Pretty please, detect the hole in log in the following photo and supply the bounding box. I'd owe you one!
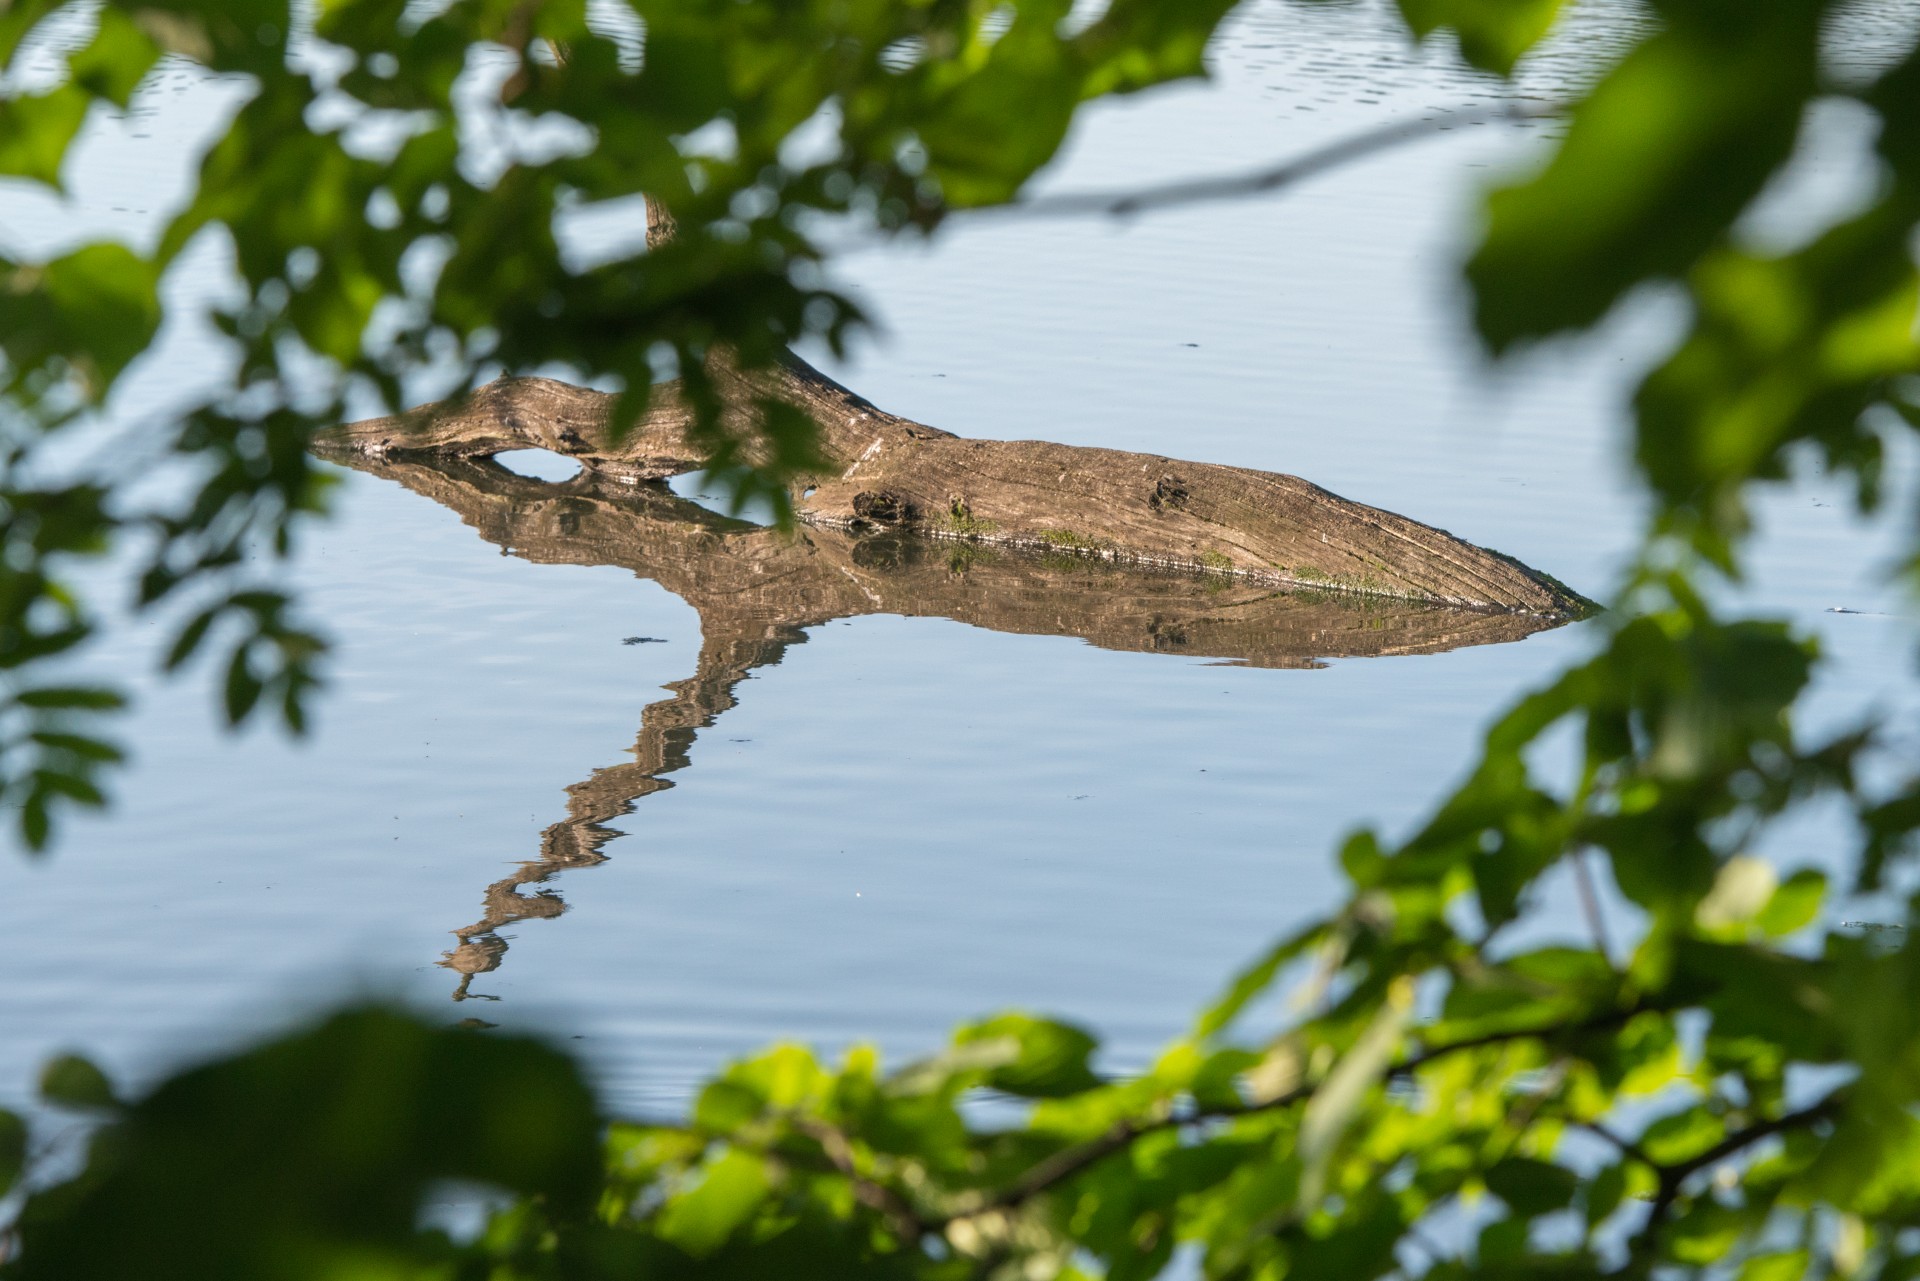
[668,469,777,527]
[494,449,582,482]
[851,490,915,525]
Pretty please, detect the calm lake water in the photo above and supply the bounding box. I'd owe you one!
[2,0,1917,1115]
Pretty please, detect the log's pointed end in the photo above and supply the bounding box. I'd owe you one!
[1478,549,1602,621]
[1537,578,1604,622]
[792,439,1594,619]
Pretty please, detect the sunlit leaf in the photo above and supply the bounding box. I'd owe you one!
[655,1148,774,1257]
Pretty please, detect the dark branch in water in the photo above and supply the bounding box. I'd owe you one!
[957,102,1567,223]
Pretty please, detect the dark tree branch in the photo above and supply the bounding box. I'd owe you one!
[1634,1097,1842,1264]
[791,1117,929,1241]
[1576,1119,1660,1174]
[926,1003,1643,1231]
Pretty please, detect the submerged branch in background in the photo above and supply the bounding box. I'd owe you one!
[962,102,1569,223]
[317,359,1590,617]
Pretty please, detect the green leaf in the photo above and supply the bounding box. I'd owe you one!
[39,1053,118,1111]
[1756,868,1825,937]
[15,685,125,711]
[655,1148,773,1256]
[1695,855,1778,934]
[12,1008,602,1276]
[0,1108,25,1197]
[164,605,223,672]
[1397,0,1564,76]
[20,793,50,851]
[1641,1105,1726,1166]
[953,1013,1101,1098]
[0,85,90,189]
[1468,0,1824,350]
[1297,982,1410,1209]
[1485,1155,1578,1216]
[70,10,165,108]
[1741,1251,1811,1281]
[223,647,262,724]
[0,244,163,394]
[1077,0,1243,96]
[39,772,105,806]
[1584,1159,1627,1227]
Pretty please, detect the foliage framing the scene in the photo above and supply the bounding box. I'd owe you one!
[3,0,1920,1279]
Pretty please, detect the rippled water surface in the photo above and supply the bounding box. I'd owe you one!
[3,0,1917,1113]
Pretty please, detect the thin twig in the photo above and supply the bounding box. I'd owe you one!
[790,1116,928,1240]
[1571,847,1616,968]
[1576,1118,1660,1172]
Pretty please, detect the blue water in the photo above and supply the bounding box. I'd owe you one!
[1,0,1914,1116]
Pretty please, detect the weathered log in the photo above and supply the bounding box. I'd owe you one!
[316,355,1590,616]
[326,452,1578,998]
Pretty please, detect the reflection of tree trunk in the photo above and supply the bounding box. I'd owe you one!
[334,453,1578,999]
[335,192,1585,996]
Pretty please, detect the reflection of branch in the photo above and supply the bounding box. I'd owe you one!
[957,102,1566,224]
[439,613,797,1000]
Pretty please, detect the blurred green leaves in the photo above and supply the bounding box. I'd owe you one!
[1397,0,1564,76]
[8,1009,602,1281]
[1469,0,1826,351]
[0,85,90,189]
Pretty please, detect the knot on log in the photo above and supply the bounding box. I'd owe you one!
[852,490,916,525]
[1150,474,1190,512]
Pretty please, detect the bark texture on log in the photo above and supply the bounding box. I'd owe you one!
[317,355,1590,616]
[330,452,1576,998]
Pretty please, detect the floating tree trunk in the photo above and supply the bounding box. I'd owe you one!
[317,364,1589,616]
[322,197,1585,614]
[326,452,1579,998]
